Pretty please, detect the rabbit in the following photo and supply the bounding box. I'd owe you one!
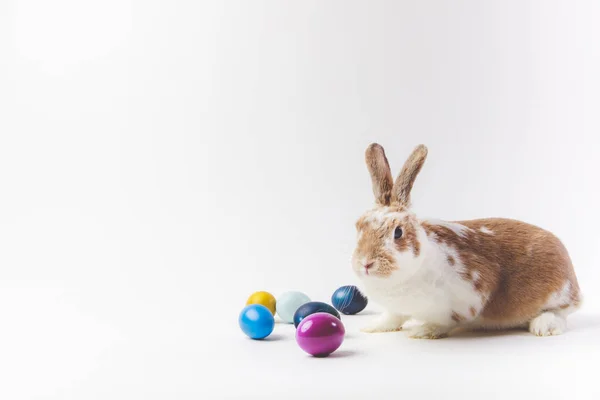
[351,143,582,339]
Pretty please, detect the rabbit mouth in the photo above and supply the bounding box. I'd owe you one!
[359,265,378,277]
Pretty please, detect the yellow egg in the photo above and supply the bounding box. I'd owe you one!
[246,291,276,315]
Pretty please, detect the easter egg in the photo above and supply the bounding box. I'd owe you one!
[246,291,276,315]
[331,285,368,315]
[276,291,311,323]
[293,301,341,328]
[239,304,275,339]
[296,312,345,357]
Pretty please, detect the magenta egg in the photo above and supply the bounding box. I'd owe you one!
[295,312,345,357]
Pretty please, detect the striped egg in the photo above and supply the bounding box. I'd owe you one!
[331,285,368,315]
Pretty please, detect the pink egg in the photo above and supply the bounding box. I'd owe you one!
[295,312,345,357]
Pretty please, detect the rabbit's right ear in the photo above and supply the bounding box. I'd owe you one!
[365,143,394,206]
[392,144,428,208]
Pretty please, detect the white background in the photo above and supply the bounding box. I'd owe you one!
[1,1,599,399]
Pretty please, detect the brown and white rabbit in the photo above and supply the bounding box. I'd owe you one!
[352,143,582,338]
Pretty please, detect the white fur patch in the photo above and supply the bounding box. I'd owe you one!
[364,210,387,224]
[361,227,483,327]
[544,281,571,310]
[471,271,480,283]
[423,219,472,238]
[364,208,407,227]
[529,312,566,336]
[354,256,371,276]
[409,323,452,339]
[361,313,409,333]
[480,226,494,235]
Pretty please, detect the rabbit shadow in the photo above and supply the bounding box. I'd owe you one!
[566,313,600,331]
[449,327,530,339]
[447,313,600,340]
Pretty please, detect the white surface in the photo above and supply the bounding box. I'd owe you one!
[1,1,600,399]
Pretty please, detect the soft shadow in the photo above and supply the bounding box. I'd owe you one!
[264,334,285,341]
[249,334,284,342]
[449,313,600,339]
[450,327,530,340]
[568,313,600,331]
[303,350,358,359]
[350,309,377,316]
[320,350,357,359]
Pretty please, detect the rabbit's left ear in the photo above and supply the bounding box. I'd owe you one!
[392,144,428,208]
[365,143,394,206]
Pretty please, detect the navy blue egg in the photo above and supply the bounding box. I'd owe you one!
[331,285,368,315]
[293,301,341,328]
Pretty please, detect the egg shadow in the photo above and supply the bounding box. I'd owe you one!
[354,309,377,316]
[324,350,357,358]
[247,334,284,342]
[304,350,358,359]
[264,334,284,341]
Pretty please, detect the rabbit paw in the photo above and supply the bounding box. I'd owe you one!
[409,323,451,339]
[361,313,409,333]
[529,312,566,336]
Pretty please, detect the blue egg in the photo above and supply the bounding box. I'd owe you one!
[293,301,341,328]
[331,285,368,315]
[239,304,275,339]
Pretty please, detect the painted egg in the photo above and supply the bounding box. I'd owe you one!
[239,304,275,340]
[293,301,341,328]
[296,312,345,357]
[276,291,311,323]
[331,285,368,315]
[246,291,276,315]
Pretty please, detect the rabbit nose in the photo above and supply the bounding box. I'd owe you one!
[364,262,374,270]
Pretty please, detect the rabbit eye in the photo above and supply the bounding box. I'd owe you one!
[394,227,403,239]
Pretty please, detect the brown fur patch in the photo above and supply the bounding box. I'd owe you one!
[354,227,397,277]
[469,307,477,317]
[392,145,428,207]
[451,311,465,323]
[354,207,421,277]
[447,255,455,266]
[422,218,582,327]
[393,215,421,257]
[365,144,394,205]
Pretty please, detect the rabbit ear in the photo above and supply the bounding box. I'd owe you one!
[365,143,394,205]
[392,144,428,207]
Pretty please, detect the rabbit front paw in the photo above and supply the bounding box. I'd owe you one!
[408,323,452,339]
[361,313,409,333]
